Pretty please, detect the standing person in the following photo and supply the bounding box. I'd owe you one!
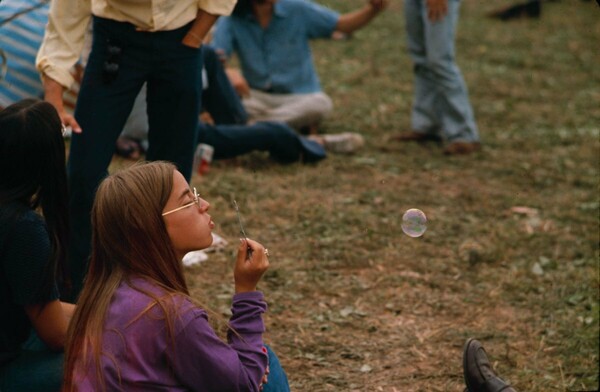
[116,45,361,163]
[62,161,290,391]
[0,99,75,391]
[212,0,388,135]
[395,0,481,155]
[35,0,237,300]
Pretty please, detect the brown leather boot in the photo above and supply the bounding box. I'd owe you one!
[444,141,481,155]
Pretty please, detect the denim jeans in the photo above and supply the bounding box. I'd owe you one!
[262,345,291,392]
[201,45,249,126]
[404,0,479,142]
[120,45,249,151]
[199,121,325,164]
[0,331,62,392]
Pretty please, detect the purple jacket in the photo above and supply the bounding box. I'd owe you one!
[74,278,268,391]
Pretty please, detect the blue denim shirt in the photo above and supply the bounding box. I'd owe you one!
[212,0,339,94]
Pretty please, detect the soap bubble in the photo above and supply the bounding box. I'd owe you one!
[401,209,427,238]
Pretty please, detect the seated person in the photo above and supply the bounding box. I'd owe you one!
[117,45,365,164]
[60,160,517,392]
[62,161,289,391]
[1,99,75,392]
[212,0,388,134]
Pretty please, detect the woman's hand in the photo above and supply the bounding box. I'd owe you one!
[234,238,269,293]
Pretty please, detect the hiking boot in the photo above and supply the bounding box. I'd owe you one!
[391,131,441,143]
[463,339,517,392]
[309,132,365,154]
[443,141,481,155]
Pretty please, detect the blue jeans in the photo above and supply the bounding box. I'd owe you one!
[201,45,248,126]
[0,331,63,392]
[262,345,290,392]
[67,16,204,300]
[404,0,479,142]
[200,122,325,164]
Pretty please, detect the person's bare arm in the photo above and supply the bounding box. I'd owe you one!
[24,299,73,351]
[182,9,219,48]
[335,0,388,35]
[225,68,251,98]
[43,76,82,133]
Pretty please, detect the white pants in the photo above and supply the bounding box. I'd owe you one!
[243,89,333,131]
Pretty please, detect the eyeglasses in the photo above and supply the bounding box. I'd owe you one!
[162,187,200,216]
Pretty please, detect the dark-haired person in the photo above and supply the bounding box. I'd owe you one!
[212,0,388,135]
[36,0,237,301]
[0,99,75,391]
[63,161,289,391]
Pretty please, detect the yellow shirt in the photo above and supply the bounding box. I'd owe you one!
[36,0,236,89]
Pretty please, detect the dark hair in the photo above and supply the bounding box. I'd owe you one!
[0,98,70,297]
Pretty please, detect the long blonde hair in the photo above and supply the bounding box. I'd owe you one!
[62,161,189,391]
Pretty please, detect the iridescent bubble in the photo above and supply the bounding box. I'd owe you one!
[401,209,427,238]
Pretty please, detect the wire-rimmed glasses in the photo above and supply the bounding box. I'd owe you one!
[162,187,200,216]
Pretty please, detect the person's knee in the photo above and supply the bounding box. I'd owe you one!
[262,345,290,392]
[425,54,461,86]
[312,93,333,118]
[291,93,333,128]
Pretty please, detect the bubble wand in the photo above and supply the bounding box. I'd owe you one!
[233,199,253,259]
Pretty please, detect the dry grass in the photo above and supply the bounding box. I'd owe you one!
[110,1,599,390]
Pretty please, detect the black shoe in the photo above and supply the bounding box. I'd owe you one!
[488,1,541,21]
[463,339,517,392]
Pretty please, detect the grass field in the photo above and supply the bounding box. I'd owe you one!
[111,1,600,390]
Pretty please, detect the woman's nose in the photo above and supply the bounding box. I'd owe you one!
[200,198,210,211]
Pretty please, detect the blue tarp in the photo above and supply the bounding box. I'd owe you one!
[0,0,49,107]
